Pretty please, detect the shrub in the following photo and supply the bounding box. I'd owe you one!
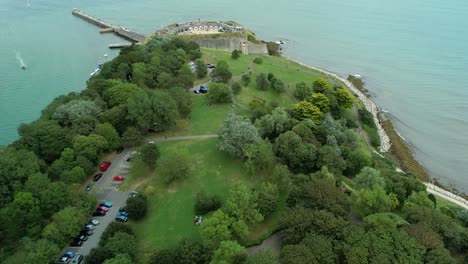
[158,152,191,184]
[125,194,148,220]
[231,81,242,95]
[207,83,232,104]
[253,57,263,64]
[194,192,222,215]
[241,74,251,86]
[231,49,241,59]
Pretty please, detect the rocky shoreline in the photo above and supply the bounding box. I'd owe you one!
[282,56,467,208]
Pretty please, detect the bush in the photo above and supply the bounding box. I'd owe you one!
[194,192,222,215]
[195,59,208,78]
[207,82,232,104]
[125,194,148,220]
[253,58,263,64]
[158,152,191,184]
[231,81,242,95]
[231,49,241,59]
[256,73,270,90]
[241,74,251,86]
[140,143,160,168]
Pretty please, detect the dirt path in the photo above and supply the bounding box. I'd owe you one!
[353,103,372,149]
[247,233,281,255]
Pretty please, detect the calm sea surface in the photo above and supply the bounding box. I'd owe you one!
[1,0,467,191]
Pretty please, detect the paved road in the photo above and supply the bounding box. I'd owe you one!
[66,149,133,262]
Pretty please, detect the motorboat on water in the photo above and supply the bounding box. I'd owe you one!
[98,61,103,68]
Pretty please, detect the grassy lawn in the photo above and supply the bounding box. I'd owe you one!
[202,49,256,76]
[133,139,252,255]
[236,78,296,108]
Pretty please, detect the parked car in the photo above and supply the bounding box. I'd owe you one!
[56,256,71,263]
[199,85,208,93]
[85,184,93,192]
[93,173,103,182]
[126,157,133,162]
[206,63,216,69]
[93,210,106,217]
[80,229,93,236]
[116,146,124,154]
[63,251,75,259]
[193,89,200,94]
[97,206,109,212]
[88,219,100,226]
[71,254,83,264]
[70,239,83,247]
[113,175,124,181]
[99,201,113,208]
[115,215,128,222]
[76,234,88,241]
[99,161,112,172]
[84,224,95,231]
[147,128,157,133]
[129,191,138,198]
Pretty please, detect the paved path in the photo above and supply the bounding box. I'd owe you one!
[148,134,218,142]
[247,233,281,255]
[425,183,468,209]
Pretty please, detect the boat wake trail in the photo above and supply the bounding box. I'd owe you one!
[15,51,27,69]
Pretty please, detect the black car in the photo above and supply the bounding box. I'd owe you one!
[80,229,93,236]
[116,146,124,154]
[70,239,83,247]
[93,210,106,217]
[126,157,133,162]
[93,173,103,182]
[76,234,88,241]
[85,184,93,192]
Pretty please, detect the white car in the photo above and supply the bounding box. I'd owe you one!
[89,219,100,226]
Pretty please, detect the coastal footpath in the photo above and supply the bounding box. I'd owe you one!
[283,56,468,209]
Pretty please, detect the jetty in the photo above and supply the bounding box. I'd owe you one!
[72,9,147,44]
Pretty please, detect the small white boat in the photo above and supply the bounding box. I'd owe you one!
[104,54,108,57]
[90,68,99,76]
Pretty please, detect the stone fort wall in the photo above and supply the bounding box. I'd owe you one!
[191,36,268,55]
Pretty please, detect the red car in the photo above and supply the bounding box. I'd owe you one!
[97,206,109,212]
[99,161,111,172]
[113,175,124,181]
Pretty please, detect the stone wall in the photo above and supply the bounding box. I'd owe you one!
[192,37,247,51]
[247,44,268,55]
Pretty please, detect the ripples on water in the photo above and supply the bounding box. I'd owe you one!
[0,0,467,191]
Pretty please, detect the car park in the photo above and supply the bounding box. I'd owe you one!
[71,254,83,264]
[113,175,124,181]
[85,184,93,192]
[70,239,83,247]
[99,201,113,208]
[80,229,93,236]
[97,206,109,212]
[99,161,111,171]
[88,219,100,226]
[115,215,128,222]
[93,173,103,182]
[93,210,106,217]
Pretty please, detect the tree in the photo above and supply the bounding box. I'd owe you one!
[103,254,132,264]
[99,105,128,135]
[207,82,232,104]
[403,223,444,249]
[308,93,329,112]
[253,57,263,64]
[334,88,354,108]
[95,123,121,151]
[125,194,148,220]
[231,49,241,59]
[243,140,274,176]
[353,187,391,216]
[210,60,232,83]
[127,90,179,131]
[175,64,194,88]
[317,146,346,175]
[103,83,142,107]
[195,191,222,215]
[72,134,108,162]
[294,82,313,100]
[354,167,385,190]
[218,114,261,158]
[274,131,317,173]
[344,149,372,176]
[132,62,152,88]
[148,249,174,264]
[245,250,279,264]
[403,191,435,209]
[256,182,279,217]
[241,74,251,86]
[211,240,246,264]
[271,78,285,93]
[60,166,86,183]
[169,87,192,117]
[195,59,208,78]
[173,239,211,264]
[17,120,69,163]
[292,101,323,124]
[200,210,233,247]
[122,127,143,147]
[157,152,191,184]
[52,99,101,126]
[225,184,263,224]
[39,182,73,218]
[103,232,137,259]
[140,143,160,168]
[231,81,242,95]
[43,207,84,245]
[24,239,60,264]
[256,73,270,90]
[100,222,135,246]
[312,78,329,93]
[424,248,457,264]
[254,107,293,139]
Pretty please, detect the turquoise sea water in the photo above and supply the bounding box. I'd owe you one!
[1,0,467,192]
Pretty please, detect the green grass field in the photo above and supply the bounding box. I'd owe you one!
[133,138,251,254]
